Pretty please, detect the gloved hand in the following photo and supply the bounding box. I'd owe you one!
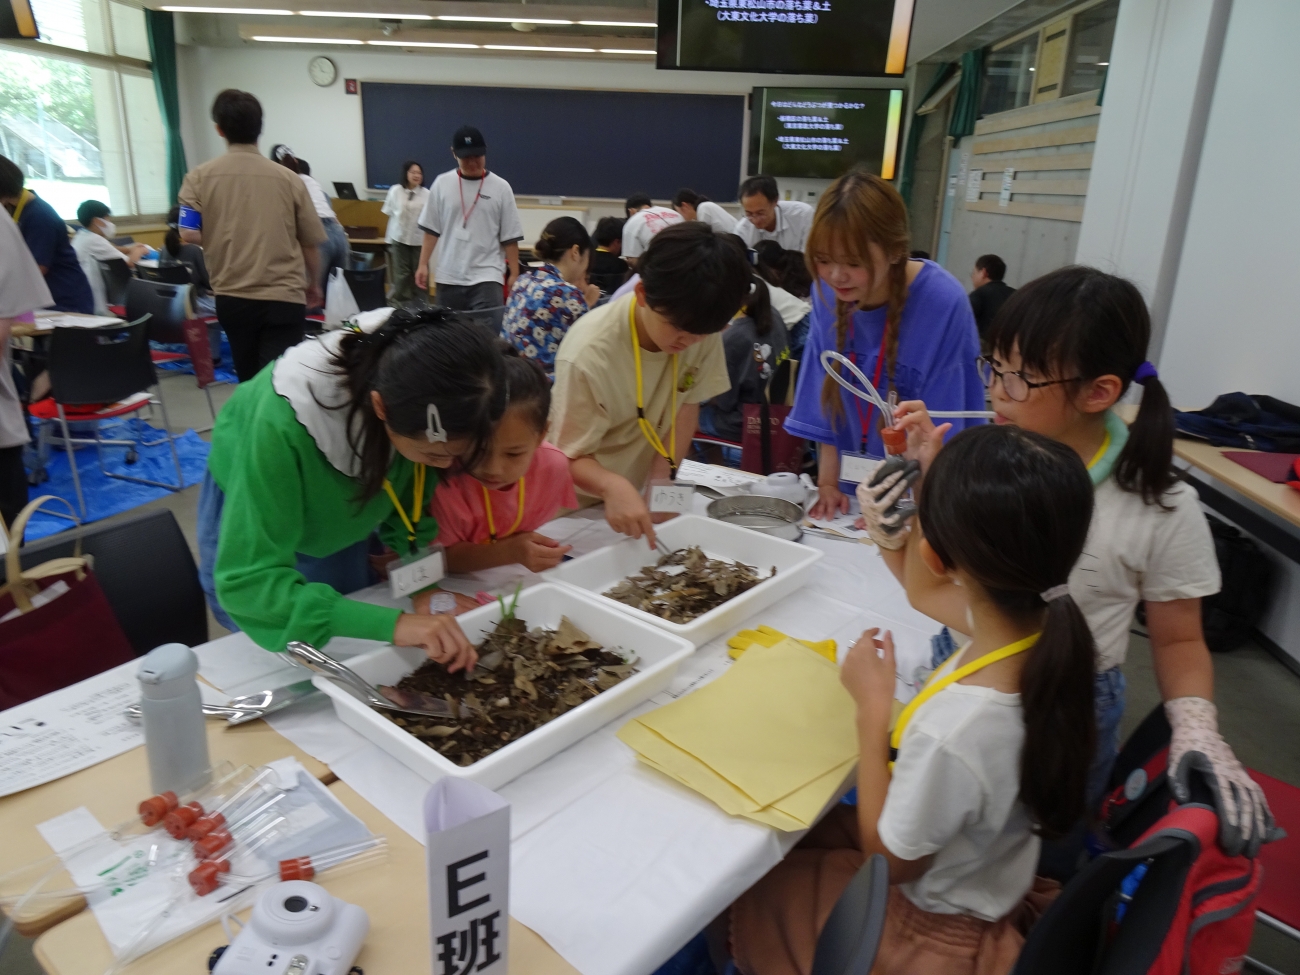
[854,456,921,550]
[727,625,837,663]
[1166,697,1277,857]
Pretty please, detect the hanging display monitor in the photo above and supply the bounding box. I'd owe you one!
[657,0,914,76]
[750,87,905,180]
[1,0,39,38]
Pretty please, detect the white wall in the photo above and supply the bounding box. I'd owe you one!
[175,44,896,204]
[1158,0,1300,409]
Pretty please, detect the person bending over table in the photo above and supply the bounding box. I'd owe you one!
[198,307,507,671]
[71,199,150,316]
[548,222,751,546]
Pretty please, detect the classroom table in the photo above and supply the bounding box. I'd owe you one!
[10,311,125,340]
[1174,437,1300,530]
[0,719,328,937]
[31,780,579,975]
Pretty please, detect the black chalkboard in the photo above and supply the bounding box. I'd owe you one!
[360,82,745,202]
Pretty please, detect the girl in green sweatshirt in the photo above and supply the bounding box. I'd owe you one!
[197,308,506,671]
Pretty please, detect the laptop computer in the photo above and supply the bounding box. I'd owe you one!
[333,182,359,200]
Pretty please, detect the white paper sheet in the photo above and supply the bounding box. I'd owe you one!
[0,661,143,797]
[32,313,123,330]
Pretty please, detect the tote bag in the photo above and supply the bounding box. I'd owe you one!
[0,496,135,708]
[741,357,805,475]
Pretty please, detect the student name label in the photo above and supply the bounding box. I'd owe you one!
[390,548,447,600]
[649,480,694,514]
[839,454,878,486]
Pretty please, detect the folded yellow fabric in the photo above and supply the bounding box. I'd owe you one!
[726,624,837,663]
[617,638,859,830]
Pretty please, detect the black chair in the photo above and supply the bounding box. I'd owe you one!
[0,509,208,652]
[136,263,193,285]
[29,317,183,519]
[811,854,889,975]
[125,277,221,429]
[343,267,388,312]
[97,258,132,308]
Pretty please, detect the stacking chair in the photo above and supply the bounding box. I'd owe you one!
[97,258,132,310]
[343,266,388,312]
[135,263,193,285]
[125,277,221,428]
[811,854,889,975]
[27,316,184,520]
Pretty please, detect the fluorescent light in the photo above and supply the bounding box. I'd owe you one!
[251,34,363,41]
[599,48,653,54]
[579,20,656,28]
[483,44,594,52]
[163,5,293,12]
[299,9,434,18]
[438,15,573,24]
[1098,61,1109,65]
[367,39,478,48]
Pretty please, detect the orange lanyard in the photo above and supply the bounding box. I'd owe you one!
[458,172,485,229]
[482,479,525,542]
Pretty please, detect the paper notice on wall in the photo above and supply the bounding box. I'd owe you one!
[0,661,144,797]
[965,168,983,202]
[999,167,1016,207]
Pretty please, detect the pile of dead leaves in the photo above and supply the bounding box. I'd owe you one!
[380,616,636,767]
[603,546,774,624]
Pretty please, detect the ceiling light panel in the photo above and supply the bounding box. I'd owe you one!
[483,43,594,52]
[299,9,434,17]
[367,39,479,47]
[438,15,573,24]
[163,5,293,12]
[251,34,363,41]
[599,48,653,54]
[579,20,656,27]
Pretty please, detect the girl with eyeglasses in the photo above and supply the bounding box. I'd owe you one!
[865,265,1272,870]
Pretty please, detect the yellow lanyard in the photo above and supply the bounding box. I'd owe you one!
[482,479,526,543]
[382,463,427,553]
[1087,428,1111,470]
[889,632,1040,769]
[629,298,679,479]
[12,189,32,223]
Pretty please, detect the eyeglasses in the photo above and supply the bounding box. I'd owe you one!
[977,356,1080,403]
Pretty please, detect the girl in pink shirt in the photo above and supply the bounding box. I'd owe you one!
[431,352,578,572]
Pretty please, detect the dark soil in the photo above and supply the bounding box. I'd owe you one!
[603,546,774,624]
[380,616,636,766]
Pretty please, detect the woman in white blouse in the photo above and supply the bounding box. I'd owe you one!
[382,160,430,306]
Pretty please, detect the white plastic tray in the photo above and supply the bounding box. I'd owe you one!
[311,583,694,791]
[543,514,824,647]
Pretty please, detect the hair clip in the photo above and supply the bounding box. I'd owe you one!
[426,404,448,443]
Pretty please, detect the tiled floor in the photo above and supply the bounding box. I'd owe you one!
[3,373,1297,974]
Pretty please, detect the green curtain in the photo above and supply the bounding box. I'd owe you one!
[948,48,985,140]
[145,9,187,207]
[899,63,957,207]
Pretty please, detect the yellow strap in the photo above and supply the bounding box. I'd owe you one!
[12,189,33,223]
[889,632,1040,766]
[482,478,526,543]
[382,463,426,551]
[629,297,679,480]
[1086,428,1111,471]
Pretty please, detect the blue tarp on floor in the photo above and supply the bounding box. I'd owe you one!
[22,418,211,541]
[153,334,240,385]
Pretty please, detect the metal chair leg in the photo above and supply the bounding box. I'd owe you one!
[57,405,87,520]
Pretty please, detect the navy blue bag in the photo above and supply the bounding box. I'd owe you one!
[1174,393,1300,452]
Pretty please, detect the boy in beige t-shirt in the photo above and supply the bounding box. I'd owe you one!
[549,223,752,545]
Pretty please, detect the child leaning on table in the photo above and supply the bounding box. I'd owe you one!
[429,349,577,574]
[730,425,1095,975]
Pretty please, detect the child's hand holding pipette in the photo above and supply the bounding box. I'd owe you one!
[893,400,952,475]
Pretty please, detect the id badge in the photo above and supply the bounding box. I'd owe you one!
[451,223,473,242]
[648,478,694,514]
[388,544,446,600]
[839,452,879,487]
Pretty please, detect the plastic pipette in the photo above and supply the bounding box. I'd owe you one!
[820,350,996,420]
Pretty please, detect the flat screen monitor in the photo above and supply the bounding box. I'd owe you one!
[657,0,913,76]
[333,182,359,200]
[750,87,905,181]
[1,0,39,38]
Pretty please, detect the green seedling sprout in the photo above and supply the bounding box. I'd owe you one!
[497,582,523,621]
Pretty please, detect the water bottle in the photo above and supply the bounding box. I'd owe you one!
[138,643,210,795]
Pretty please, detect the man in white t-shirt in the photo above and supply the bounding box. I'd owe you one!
[733,174,814,252]
[70,199,149,316]
[621,193,683,269]
[414,126,524,333]
[671,188,736,235]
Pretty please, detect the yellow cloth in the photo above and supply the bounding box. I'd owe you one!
[617,639,859,831]
[727,624,837,663]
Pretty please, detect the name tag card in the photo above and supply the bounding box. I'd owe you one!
[389,547,446,600]
[839,453,879,487]
[648,480,694,514]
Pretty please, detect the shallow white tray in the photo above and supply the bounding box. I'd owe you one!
[543,513,823,647]
[311,583,694,791]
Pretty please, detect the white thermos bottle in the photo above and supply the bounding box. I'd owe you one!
[137,643,210,794]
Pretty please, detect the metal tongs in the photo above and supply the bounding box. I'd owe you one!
[285,641,468,720]
[123,680,320,725]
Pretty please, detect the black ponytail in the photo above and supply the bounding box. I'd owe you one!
[329,307,507,503]
[919,424,1097,839]
[164,207,183,258]
[534,216,591,262]
[987,265,1176,504]
[498,343,551,434]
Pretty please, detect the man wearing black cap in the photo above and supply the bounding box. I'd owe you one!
[413,125,523,332]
